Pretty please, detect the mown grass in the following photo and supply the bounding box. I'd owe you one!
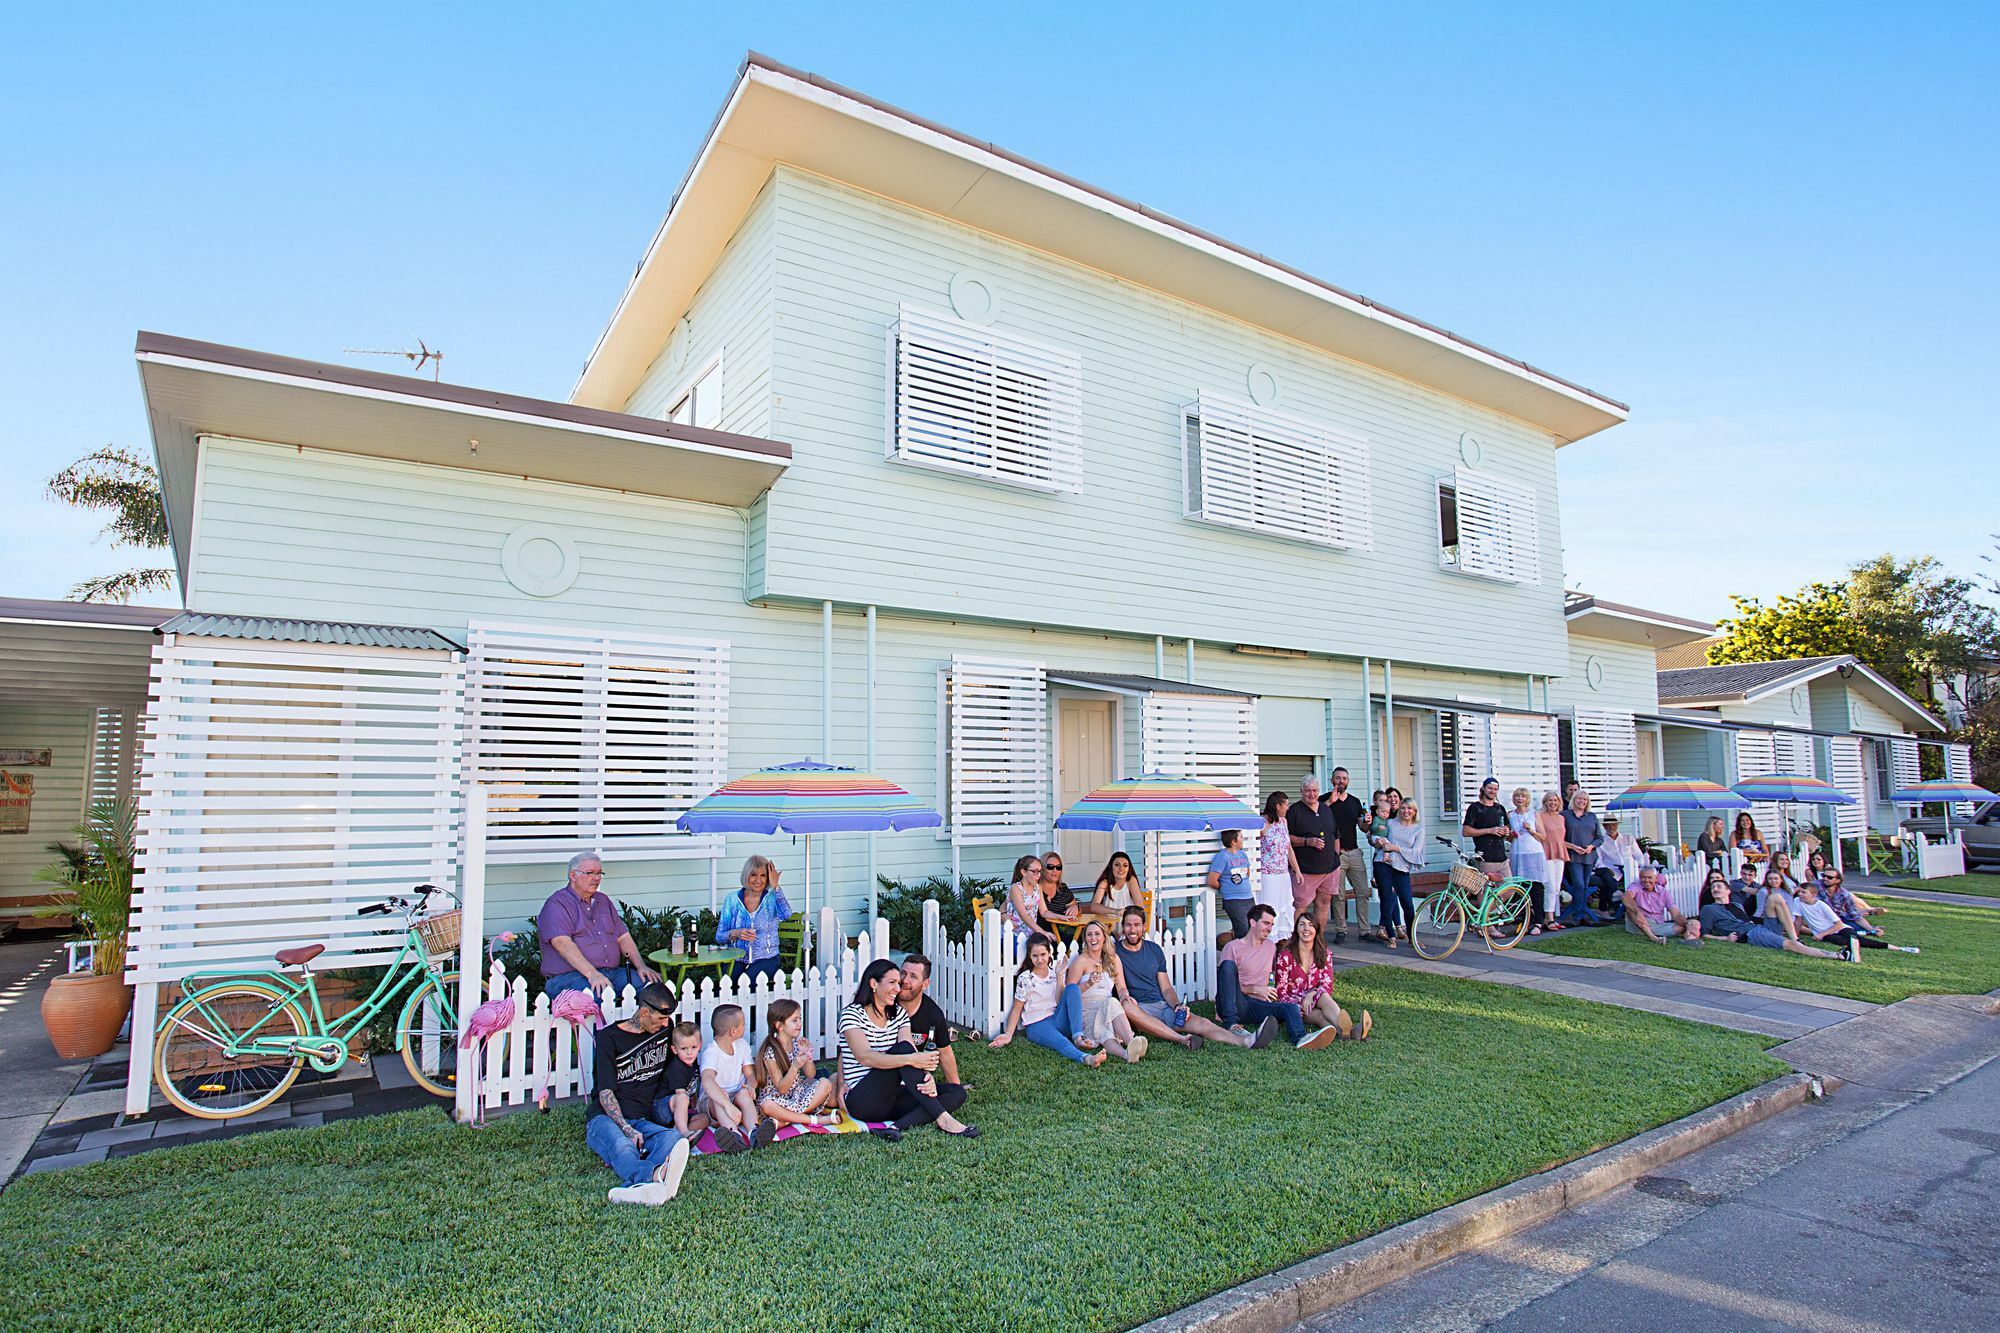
[0,967,1781,1332]
[1522,897,2000,1005]
[1886,871,2000,899]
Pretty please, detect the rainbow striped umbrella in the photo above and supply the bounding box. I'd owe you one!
[1731,773,1853,805]
[1054,773,1263,832]
[1604,777,1749,811]
[1891,779,1996,838]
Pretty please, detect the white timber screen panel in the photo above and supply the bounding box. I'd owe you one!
[1181,391,1373,550]
[1490,712,1561,802]
[1142,692,1258,909]
[86,706,137,817]
[128,636,463,983]
[1447,468,1541,584]
[887,306,1083,494]
[1572,708,1638,806]
[1827,736,1867,840]
[1732,730,1781,836]
[1889,738,1922,799]
[1945,742,1975,815]
[946,655,1048,847]
[1436,711,1490,815]
[466,623,728,864]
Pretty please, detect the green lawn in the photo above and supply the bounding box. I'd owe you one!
[1522,897,2000,1006]
[1886,872,2000,899]
[0,967,1781,1333]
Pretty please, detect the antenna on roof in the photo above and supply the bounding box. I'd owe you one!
[343,338,444,381]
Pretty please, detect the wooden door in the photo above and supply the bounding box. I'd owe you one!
[1380,714,1421,810]
[1057,698,1116,880]
[1636,729,1664,842]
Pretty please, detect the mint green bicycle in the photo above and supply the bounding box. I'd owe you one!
[153,884,464,1119]
[1409,849,1535,960]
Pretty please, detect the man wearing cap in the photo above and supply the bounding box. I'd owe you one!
[1460,778,1512,882]
[585,980,691,1206]
[537,851,660,999]
[1595,815,1645,915]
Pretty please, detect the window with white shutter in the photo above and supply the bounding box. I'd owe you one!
[1733,730,1781,836]
[1143,692,1258,912]
[941,655,1048,845]
[1572,708,1638,805]
[1437,468,1540,584]
[1181,392,1372,550]
[886,307,1083,493]
[1889,737,1922,798]
[466,623,729,864]
[1437,711,1490,815]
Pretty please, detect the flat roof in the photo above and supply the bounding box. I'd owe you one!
[575,54,1629,444]
[0,597,178,629]
[1563,593,1715,650]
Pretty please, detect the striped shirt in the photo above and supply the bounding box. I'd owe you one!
[836,1002,908,1090]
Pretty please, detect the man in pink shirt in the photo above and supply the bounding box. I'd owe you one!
[1623,864,1701,945]
[1215,904,1302,1046]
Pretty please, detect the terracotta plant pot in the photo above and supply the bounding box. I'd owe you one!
[41,971,134,1060]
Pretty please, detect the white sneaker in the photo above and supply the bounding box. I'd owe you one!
[1298,1026,1340,1051]
[654,1136,691,1200]
[607,1180,670,1206]
[1846,938,1861,963]
[1125,1035,1149,1063]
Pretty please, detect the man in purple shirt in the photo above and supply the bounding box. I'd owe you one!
[538,852,659,998]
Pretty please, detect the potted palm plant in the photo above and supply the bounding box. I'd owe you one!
[35,798,137,1059]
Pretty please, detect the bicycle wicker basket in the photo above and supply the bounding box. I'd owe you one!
[1446,863,1489,895]
[416,909,463,957]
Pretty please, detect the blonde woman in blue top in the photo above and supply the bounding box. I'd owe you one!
[715,855,794,982]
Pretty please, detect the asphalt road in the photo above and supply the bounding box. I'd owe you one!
[1301,1050,2000,1331]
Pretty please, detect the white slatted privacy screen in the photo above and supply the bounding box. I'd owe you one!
[1732,730,1780,836]
[1571,708,1638,806]
[1442,468,1541,584]
[1490,712,1562,803]
[1945,742,1975,815]
[1181,391,1373,550]
[1436,711,1489,814]
[887,306,1084,493]
[945,655,1048,846]
[87,706,137,816]
[466,624,729,864]
[1142,692,1258,906]
[129,636,464,983]
[1889,738,1922,799]
[1827,736,1867,839]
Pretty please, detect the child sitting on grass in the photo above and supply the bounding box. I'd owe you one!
[700,1004,772,1151]
[755,998,839,1128]
[661,1021,710,1142]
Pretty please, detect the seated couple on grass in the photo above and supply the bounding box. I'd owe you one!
[839,957,979,1143]
[1219,904,1372,1049]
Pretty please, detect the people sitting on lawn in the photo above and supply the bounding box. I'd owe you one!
[839,958,978,1142]
[700,1004,772,1151]
[1766,850,1803,893]
[1001,853,1047,942]
[1218,904,1317,1048]
[1696,815,1730,872]
[538,851,660,999]
[1756,867,1801,932]
[1731,812,1768,873]
[897,952,969,1101]
[586,980,692,1206]
[1274,913,1371,1041]
[1817,867,1883,935]
[1036,852,1086,935]
[1696,872,1841,959]
[754,998,839,1129]
[1069,919,1147,1063]
[1115,906,1263,1051]
[1622,864,1702,945]
[1206,828,1255,941]
[1089,851,1147,924]
[988,932,1106,1067]
[716,855,794,982]
[1793,880,1919,960]
[662,1021,709,1142]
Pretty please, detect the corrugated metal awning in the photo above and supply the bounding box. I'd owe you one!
[1047,671,1257,699]
[1371,693,1554,718]
[160,612,462,654]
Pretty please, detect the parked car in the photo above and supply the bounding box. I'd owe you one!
[1903,801,2000,869]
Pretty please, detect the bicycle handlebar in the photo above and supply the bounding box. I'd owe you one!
[356,883,457,919]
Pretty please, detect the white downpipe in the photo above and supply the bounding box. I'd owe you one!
[1185,638,1195,681]
[1155,635,1165,677]
[455,784,489,1125]
[866,605,879,922]
[1359,657,1374,794]
[708,858,718,914]
[1383,661,1397,791]
[821,600,834,939]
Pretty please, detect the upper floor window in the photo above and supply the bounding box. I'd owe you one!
[886,307,1083,494]
[1436,467,1540,584]
[1181,392,1372,550]
[666,352,722,430]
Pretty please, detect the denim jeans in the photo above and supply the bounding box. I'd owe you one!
[1376,863,1414,938]
[1221,897,1253,940]
[1558,863,1600,924]
[1215,959,1306,1044]
[544,965,641,1000]
[735,955,784,983]
[585,1113,683,1187]
[1022,982,1090,1063]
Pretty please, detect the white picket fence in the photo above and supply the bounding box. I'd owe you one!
[918,891,1218,1037]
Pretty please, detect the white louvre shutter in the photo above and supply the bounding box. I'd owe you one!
[1490,712,1561,802]
[947,655,1048,846]
[1182,392,1372,550]
[466,624,729,864]
[888,307,1083,493]
[1452,468,1541,584]
[1945,742,1975,815]
[1143,692,1258,908]
[1572,708,1638,805]
[1890,738,1922,797]
[1827,737,1867,839]
[1436,711,1490,814]
[1732,731,1781,836]
[129,635,463,982]
[86,706,136,818]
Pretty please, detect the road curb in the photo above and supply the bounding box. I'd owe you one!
[1137,1071,1826,1333]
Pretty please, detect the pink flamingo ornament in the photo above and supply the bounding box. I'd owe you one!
[459,996,517,1126]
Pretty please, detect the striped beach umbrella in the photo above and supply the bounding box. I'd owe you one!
[1603,777,1750,811]
[1890,779,1997,838]
[1054,772,1263,832]
[1731,773,1853,804]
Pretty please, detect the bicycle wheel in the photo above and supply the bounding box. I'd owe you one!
[154,982,308,1120]
[1409,894,1466,960]
[1482,883,1532,951]
[397,971,462,1099]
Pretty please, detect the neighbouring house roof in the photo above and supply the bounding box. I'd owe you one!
[161,612,463,654]
[1046,671,1257,699]
[1563,592,1714,650]
[1657,654,1943,733]
[135,331,792,589]
[573,53,1628,444]
[1653,635,1721,670]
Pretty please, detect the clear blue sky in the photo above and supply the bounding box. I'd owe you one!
[3,3,1994,620]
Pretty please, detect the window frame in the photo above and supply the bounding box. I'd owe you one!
[1435,467,1540,585]
[1180,391,1372,551]
[664,349,724,430]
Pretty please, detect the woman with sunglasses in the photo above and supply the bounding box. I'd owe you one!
[1036,853,1086,934]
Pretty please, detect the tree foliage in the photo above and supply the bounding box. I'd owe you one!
[46,445,175,602]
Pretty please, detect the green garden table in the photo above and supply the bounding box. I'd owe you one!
[649,946,744,991]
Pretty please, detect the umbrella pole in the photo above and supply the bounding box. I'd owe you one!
[803,834,813,960]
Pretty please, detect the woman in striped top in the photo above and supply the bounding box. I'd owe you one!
[837,958,978,1142]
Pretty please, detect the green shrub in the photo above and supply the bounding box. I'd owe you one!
[878,872,1003,950]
